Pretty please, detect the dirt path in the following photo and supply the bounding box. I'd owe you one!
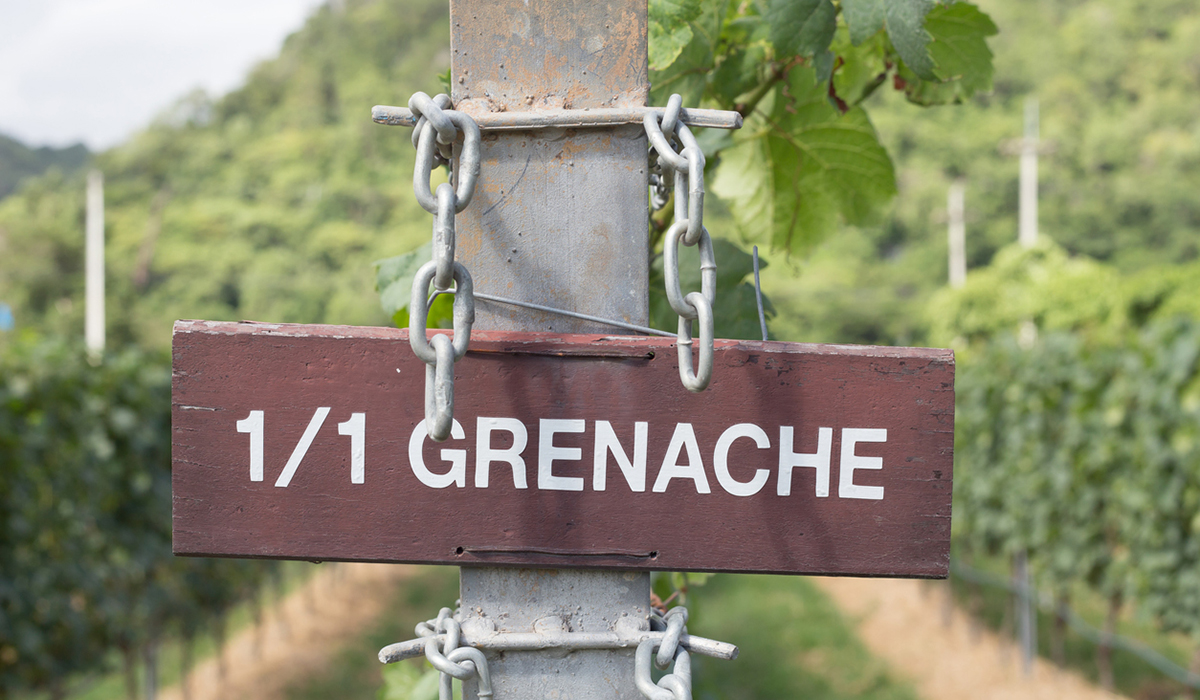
[159,567,1126,700]
[160,563,413,700]
[815,577,1128,700]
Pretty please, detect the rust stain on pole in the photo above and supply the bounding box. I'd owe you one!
[451,0,648,114]
[450,0,650,333]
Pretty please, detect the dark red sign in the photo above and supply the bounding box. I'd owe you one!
[172,320,954,577]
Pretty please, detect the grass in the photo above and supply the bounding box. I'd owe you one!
[283,567,457,700]
[689,574,918,700]
[950,553,1199,700]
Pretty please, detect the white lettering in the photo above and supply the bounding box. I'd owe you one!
[839,428,886,500]
[236,410,264,482]
[538,419,586,491]
[337,412,366,484]
[652,423,710,494]
[408,419,466,488]
[592,421,647,492]
[713,423,770,497]
[777,426,833,497]
[475,417,529,489]
[275,407,330,487]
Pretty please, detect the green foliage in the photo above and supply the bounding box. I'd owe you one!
[929,239,1200,352]
[765,0,837,62]
[0,133,89,201]
[712,68,897,251]
[648,0,704,70]
[955,320,1200,638]
[374,242,455,330]
[285,566,457,700]
[867,0,1200,285]
[763,0,1199,350]
[0,336,273,696]
[647,0,997,259]
[690,575,918,699]
[378,662,443,700]
[0,0,454,350]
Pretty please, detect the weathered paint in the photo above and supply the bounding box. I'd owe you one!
[172,321,955,578]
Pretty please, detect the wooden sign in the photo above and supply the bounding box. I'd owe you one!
[172,320,955,577]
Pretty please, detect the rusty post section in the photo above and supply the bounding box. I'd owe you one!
[450,0,650,332]
[450,1,653,696]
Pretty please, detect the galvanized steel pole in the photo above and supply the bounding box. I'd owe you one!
[948,181,966,289]
[450,1,652,696]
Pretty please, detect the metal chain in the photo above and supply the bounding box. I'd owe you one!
[416,607,494,699]
[407,92,481,441]
[636,607,693,700]
[645,95,715,392]
[648,94,682,211]
[382,603,731,697]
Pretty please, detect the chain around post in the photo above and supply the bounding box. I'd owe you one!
[416,607,494,700]
[646,95,716,392]
[407,93,481,441]
[636,606,694,700]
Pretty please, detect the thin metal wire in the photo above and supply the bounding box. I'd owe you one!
[428,289,676,338]
[752,245,768,342]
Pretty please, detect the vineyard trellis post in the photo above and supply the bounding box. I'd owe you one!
[450,1,658,694]
[171,1,958,697]
[85,169,105,362]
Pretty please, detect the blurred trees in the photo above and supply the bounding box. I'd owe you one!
[0,336,273,697]
[766,0,1200,346]
[944,242,1200,685]
[0,0,455,351]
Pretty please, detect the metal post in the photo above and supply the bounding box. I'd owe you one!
[85,169,105,362]
[1014,549,1036,676]
[451,1,651,696]
[947,181,966,289]
[1018,99,1038,249]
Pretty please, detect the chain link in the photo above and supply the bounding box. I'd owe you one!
[382,603,730,699]
[636,606,694,700]
[416,607,494,700]
[407,93,481,441]
[646,96,716,393]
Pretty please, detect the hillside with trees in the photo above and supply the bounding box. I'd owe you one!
[766,0,1200,346]
[0,134,88,202]
[4,0,1200,695]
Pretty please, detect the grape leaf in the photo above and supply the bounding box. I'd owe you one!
[374,242,430,318]
[899,3,997,104]
[712,67,896,255]
[765,0,837,60]
[650,22,695,71]
[374,242,453,329]
[885,0,937,80]
[841,0,936,80]
[841,0,886,46]
[830,28,890,107]
[926,2,998,89]
[649,0,704,70]
[649,0,729,105]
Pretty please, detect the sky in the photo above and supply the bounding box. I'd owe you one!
[0,0,327,150]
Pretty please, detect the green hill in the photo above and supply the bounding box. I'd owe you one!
[0,133,88,201]
[0,0,449,349]
[764,0,1200,345]
[1,0,1197,350]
